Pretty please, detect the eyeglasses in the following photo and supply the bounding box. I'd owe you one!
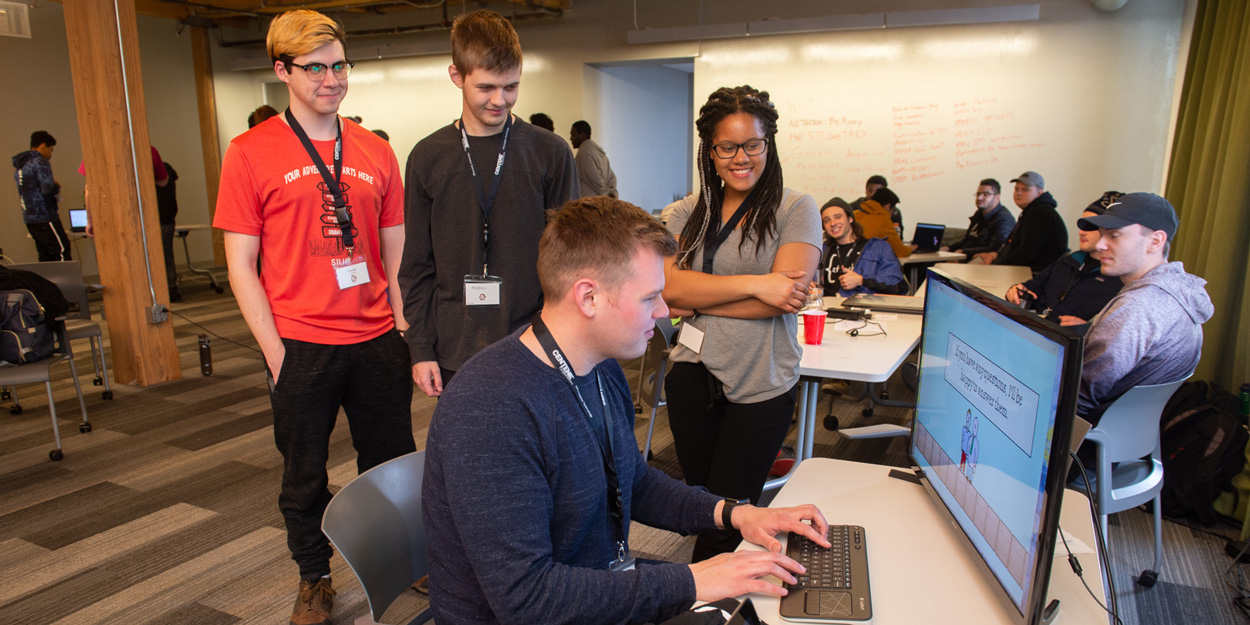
[287,60,355,81]
[975,191,998,197]
[711,138,768,159]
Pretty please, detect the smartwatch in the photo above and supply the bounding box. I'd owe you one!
[722,498,749,530]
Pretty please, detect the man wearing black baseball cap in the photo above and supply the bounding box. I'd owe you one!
[1074,192,1213,423]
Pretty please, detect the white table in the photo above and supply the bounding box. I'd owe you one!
[928,263,1032,298]
[768,313,923,490]
[744,458,1110,625]
[900,250,965,294]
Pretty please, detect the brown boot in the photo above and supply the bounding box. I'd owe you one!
[290,577,335,625]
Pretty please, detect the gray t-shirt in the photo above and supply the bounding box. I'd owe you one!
[666,188,822,402]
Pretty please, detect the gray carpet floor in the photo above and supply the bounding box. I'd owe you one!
[0,273,1244,624]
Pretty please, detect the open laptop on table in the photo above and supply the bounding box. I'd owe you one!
[910,222,945,253]
[68,208,88,233]
[780,268,1083,624]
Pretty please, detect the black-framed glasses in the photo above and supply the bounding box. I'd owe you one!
[287,60,355,81]
[711,138,768,159]
[975,191,998,197]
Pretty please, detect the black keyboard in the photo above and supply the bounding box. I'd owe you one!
[780,525,873,622]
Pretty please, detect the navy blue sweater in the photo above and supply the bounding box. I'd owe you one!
[423,328,722,625]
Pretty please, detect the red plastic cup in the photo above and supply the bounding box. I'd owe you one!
[802,310,828,345]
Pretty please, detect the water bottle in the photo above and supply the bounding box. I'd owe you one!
[199,334,212,376]
[1240,383,1250,416]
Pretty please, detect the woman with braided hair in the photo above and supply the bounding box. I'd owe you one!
[661,85,822,561]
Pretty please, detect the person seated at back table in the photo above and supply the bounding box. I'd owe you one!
[973,171,1067,272]
[947,178,1015,259]
[1006,192,1124,330]
[854,187,911,259]
[816,199,906,298]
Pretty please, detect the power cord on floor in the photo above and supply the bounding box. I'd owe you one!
[1223,539,1250,617]
[169,309,262,355]
[1066,450,1124,625]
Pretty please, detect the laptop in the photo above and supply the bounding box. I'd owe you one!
[839,293,925,315]
[781,268,1082,624]
[68,208,88,233]
[910,222,945,253]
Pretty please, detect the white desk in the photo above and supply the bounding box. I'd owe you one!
[744,458,1110,625]
[900,251,965,293]
[769,314,923,490]
[928,263,1032,298]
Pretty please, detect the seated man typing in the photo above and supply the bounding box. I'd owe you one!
[423,196,829,625]
[1075,192,1213,425]
[1006,192,1124,329]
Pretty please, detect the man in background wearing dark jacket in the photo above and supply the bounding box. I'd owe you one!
[1006,192,1123,329]
[12,131,70,261]
[1075,192,1212,425]
[948,178,1015,258]
[973,171,1068,272]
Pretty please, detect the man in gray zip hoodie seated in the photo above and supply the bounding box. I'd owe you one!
[1074,192,1213,425]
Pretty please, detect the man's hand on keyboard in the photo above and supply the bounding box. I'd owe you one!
[732,504,831,553]
[689,550,804,601]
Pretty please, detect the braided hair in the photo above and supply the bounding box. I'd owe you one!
[676,85,784,270]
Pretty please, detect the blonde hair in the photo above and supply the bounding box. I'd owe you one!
[538,197,676,300]
[267,10,346,63]
[451,10,522,76]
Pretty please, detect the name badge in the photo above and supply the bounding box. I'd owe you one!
[465,275,502,307]
[677,322,704,354]
[335,258,370,290]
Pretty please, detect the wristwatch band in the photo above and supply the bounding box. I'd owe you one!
[722,498,749,530]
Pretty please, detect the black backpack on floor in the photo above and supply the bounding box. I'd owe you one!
[1159,380,1250,524]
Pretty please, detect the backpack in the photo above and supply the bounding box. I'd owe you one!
[0,289,55,365]
[1159,380,1250,524]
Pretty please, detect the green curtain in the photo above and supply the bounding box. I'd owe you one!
[1166,0,1250,392]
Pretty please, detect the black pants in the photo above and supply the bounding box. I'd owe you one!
[665,361,798,561]
[268,329,415,580]
[160,223,178,293]
[26,220,71,262]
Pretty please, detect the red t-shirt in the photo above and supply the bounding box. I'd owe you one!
[213,116,404,344]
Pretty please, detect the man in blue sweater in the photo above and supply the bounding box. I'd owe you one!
[423,196,830,625]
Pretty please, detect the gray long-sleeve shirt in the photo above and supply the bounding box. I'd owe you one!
[575,138,618,198]
[400,120,579,370]
[1078,261,1213,421]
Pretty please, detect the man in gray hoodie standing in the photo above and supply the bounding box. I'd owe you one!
[1074,192,1213,424]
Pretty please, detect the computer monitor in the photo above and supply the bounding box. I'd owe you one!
[909,267,1082,625]
[68,208,88,233]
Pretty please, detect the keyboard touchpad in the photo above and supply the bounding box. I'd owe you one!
[805,591,853,617]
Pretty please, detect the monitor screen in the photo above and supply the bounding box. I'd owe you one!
[68,208,88,232]
[909,268,1081,624]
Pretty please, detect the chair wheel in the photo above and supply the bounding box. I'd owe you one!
[634,404,642,414]
[93,377,103,386]
[79,422,92,433]
[49,449,63,461]
[1137,570,1158,588]
[824,415,840,431]
[880,390,890,400]
[646,451,654,461]
[9,405,22,415]
[213,286,224,294]
[102,390,114,400]
[0,389,10,400]
[862,407,874,418]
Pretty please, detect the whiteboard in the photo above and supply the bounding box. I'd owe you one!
[692,0,1184,235]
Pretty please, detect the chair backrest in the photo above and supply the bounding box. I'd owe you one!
[9,261,92,321]
[322,450,430,623]
[1086,374,1192,462]
[641,319,681,406]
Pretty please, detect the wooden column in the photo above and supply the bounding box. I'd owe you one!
[191,26,226,266]
[62,0,180,386]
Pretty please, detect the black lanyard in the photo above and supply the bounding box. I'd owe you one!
[459,115,513,276]
[701,187,759,274]
[530,313,628,562]
[285,109,354,253]
[824,238,867,284]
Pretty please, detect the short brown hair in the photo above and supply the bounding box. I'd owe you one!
[267,10,346,64]
[451,10,522,76]
[538,197,677,300]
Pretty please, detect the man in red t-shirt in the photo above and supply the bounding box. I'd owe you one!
[212,11,414,625]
